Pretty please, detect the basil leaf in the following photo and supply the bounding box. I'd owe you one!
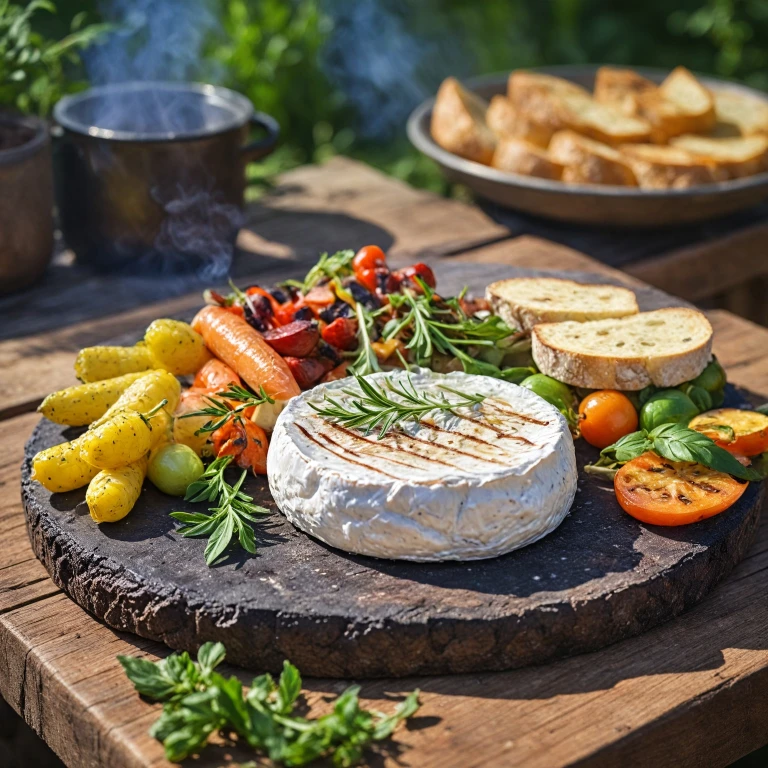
[276,661,302,714]
[601,430,652,463]
[117,655,179,701]
[197,642,226,676]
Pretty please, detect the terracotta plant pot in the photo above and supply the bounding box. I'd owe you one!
[0,113,54,294]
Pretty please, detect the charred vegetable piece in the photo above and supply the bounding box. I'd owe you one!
[86,456,148,523]
[269,286,289,304]
[322,361,350,383]
[144,319,210,376]
[31,434,99,493]
[614,451,747,526]
[393,262,436,290]
[284,356,333,390]
[321,317,358,351]
[243,292,273,332]
[38,371,148,426]
[689,408,768,456]
[75,344,155,382]
[292,306,314,322]
[344,277,381,309]
[316,340,342,366]
[319,300,354,323]
[212,418,269,474]
[262,320,320,357]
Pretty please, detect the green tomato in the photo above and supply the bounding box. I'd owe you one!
[148,444,204,497]
[640,389,700,432]
[690,358,727,394]
[679,383,713,413]
[520,374,575,417]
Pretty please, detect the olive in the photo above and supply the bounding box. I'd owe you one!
[640,389,700,432]
[148,444,204,497]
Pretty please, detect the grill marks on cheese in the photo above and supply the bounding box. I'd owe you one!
[296,401,550,482]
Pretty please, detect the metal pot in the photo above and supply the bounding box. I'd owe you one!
[0,114,54,294]
[52,81,279,274]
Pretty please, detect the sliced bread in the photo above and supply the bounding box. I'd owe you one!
[593,66,657,114]
[431,77,497,164]
[531,308,713,390]
[656,66,716,136]
[486,94,553,147]
[491,138,564,180]
[620,144,722,188]
[486,277,639,332]
[669,134,768,178]
[712,89,768,137]
[549,130,638,186]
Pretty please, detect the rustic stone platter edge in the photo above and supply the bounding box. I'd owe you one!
[20,263,765,678]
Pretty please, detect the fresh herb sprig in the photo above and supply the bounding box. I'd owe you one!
[180,383,274,434]
[585,423,766,481]
[384,280,515,377]
[284,249,356,294]
[311,371,486,438]
[170,457,269,565]
[349,302,382,377]
[118,642,420,766]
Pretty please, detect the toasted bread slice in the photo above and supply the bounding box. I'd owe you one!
[712,89,768,137]
[486,277,639,332]
[620,144,721,188]
[531,308,713,390]
[593,67,657,115]
[549,130,637,186]
[509,71,651,145]
[669,134,768,178]
[431,77,497,164]
[655,66,716,136]
[486,95,552,148]
[491,138,564,180]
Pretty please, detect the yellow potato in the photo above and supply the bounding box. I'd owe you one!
[31,435,99,493]
[74,344,155,383]
[86,456,148,523]
[144,319,210,376]
[38,371,148,426]
[93,370,181,428]
[150,408,173,448]
[80,410,154,469]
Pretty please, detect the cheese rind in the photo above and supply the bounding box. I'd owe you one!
[268,369,577,561]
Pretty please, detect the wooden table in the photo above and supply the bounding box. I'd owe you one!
[1,158,767,768]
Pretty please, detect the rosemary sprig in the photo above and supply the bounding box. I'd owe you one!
[349,302,382,377]
[283,249,355,293]
[180,383,274,434]
[310,371,486,438]
[170,456,270,566]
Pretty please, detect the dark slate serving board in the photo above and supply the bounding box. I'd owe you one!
[20,264,765,678]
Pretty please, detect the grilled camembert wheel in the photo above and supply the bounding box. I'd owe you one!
[267,369,577,561]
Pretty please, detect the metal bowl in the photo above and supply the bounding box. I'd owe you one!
[407,66,768,227]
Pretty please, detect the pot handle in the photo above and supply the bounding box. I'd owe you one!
[242,112,280,162]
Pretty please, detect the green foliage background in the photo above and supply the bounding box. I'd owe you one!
[21,0,768,193]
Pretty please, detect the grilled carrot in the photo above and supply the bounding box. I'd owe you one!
[191,306,300,401]
[193,358,241,391]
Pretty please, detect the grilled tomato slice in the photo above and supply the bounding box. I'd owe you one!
[614,451,747,526]
[688,408,768,457]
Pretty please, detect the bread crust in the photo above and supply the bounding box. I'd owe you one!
[531,308,713,390]
[549,130,637,186]
[486,95,553,148]
[491,138,564,180]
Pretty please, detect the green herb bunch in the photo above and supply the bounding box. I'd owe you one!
[171,456,270,566]
[0,1,110,116]
[118,642,420,766]
[285,249,356,293]
[586,422,767,481]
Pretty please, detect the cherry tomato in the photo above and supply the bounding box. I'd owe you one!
[689,408,768,456]
[578,390,638,449]
[356,268,379,294]
[393,262,436,290]
[614,451,747,526]
[353,245,387,274]
[321,317,358,350]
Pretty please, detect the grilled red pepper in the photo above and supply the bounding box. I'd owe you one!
[321,317,358,351]
[284,356,333,389]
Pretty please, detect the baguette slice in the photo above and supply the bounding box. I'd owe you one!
[549,130,637,186]
[486,277,639,332]
[531,308,713,390]
[491,138,564,180]
[486,94,552,147]
[670,134,768,178]
[593,67,657,115]
[509,71,651,145]
[431,77,497,164]
[620,144,722,188]
[656,66,716,135]
[712,89,768,137]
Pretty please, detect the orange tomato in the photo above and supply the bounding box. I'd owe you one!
[614,452,747,526]
[578,390,638,449]
[688,408,768,457]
